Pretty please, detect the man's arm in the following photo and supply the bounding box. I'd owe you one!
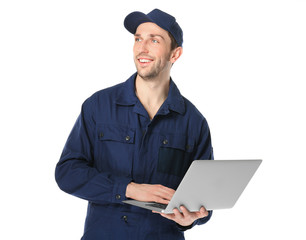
[55,97,132,205]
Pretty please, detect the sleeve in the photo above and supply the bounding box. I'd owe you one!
[55,96,132,204]
[177,117,214,231]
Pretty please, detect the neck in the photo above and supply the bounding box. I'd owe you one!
[135,74,170,120]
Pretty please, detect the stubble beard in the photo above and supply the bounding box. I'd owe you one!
[137,65,160,81]
[135,52,172,81]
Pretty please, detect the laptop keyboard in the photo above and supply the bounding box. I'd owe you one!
[145,203,167,210]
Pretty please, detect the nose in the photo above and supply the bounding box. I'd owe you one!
[137,39,149,53]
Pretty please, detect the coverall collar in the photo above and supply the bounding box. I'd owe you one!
[115,73,186,115]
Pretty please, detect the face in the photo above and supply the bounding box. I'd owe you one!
[133,22,180,81]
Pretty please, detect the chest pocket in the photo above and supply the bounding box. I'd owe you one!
[98,124,135,144]
[157,134,195,178]
[96,124,135,174]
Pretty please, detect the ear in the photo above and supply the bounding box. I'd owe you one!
[170,47,183,64]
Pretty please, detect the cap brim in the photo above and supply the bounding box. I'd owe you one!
[124,11,153,34]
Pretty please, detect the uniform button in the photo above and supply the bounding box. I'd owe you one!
[122,215,128,222]
[163,139,168,145]
[125,136,131,141]
[99,132,104,138]
[115,194,121,200]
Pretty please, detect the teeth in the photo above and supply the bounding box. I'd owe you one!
[139,59,152,63]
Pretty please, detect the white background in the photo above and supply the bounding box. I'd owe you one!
[1,0,305,239]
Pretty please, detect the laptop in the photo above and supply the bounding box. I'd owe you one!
[123,159,262,213]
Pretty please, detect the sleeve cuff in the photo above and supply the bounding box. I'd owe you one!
[111,176,132,204]
[176,220,197,231]
[176,210,213,231]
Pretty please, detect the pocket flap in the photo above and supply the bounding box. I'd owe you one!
[159,134,194,152]
[98,124,135,144]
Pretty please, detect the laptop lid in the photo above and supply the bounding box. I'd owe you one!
[123,159,262,213]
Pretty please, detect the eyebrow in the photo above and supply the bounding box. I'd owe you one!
[134,33,165,40]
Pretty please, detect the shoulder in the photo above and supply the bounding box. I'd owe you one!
[92,82,125,102]
[79,81,125,120]
[84,73,136,106]
[182,96,209,126]
[83,81,126,108]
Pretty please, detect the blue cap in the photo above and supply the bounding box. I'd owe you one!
[124,9,183,47]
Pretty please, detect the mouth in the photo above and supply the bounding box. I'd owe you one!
[137,57,154,66]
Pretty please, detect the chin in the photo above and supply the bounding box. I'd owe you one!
[137,71,159,81]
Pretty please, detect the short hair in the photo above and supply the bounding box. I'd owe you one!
[168,31,179,51]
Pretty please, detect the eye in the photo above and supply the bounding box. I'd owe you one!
[152,39,159,43]
[135,37,142,42]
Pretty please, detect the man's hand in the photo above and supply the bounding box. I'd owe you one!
[126,182,175,204]
[156,205,209,227]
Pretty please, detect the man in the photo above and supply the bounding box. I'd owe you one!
[55,9,214,240]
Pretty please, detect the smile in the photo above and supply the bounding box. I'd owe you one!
[139,59,152,63]
[137,57,153,64]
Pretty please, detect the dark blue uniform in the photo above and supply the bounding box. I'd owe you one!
[55,73,213,239]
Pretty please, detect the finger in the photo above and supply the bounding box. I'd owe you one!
[196,207,209,218]
[161,185,176,195]
[180,205,208,219]
[180,205,198,221]
[173,207,183,220]
[179,205,190,216]
[201,206,209,217]
[155,185,175,200]
[152,196,170,204]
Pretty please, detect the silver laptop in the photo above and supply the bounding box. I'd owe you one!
[123,159,262,213]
